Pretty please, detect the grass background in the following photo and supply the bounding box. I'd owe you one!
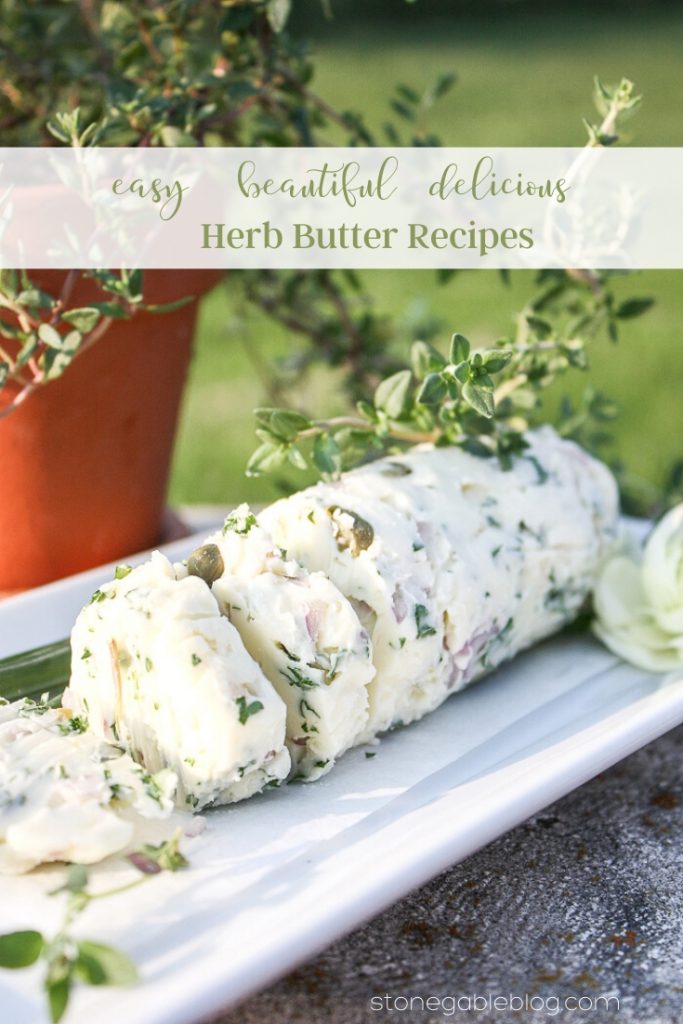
[169,8,683,507]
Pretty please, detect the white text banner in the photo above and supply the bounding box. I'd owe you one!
[0,147,681,269]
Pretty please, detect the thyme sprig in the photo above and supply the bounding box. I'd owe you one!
[0,269,190,421]
[246,267,653,482]
[0,834,187,1023]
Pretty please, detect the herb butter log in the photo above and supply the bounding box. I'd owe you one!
[258,427,619,740]
[200,507,375,781]
[65,553,290,809]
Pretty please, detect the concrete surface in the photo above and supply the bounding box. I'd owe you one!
[212,724,683,1024]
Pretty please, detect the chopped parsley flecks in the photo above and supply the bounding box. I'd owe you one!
[140,771,165,806]
[479,616,515,671]
[414,604,437,639]
[299,698,321,721]
[525,455,549,484]
[544,576,576,616]
[58,714,89,735]
[191,653,202,666]
[114,564,133,580]
[518,520,544,544]
[497,617,514,643]
[276,640,301,663]
[235,695,265,724]
[0,791,26,810]
[280,664,318,690]
[223,507,257,536]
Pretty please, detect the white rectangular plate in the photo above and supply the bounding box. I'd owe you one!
[1,527,682,1024]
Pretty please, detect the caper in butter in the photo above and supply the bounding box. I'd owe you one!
[327,506,374,557]
[187,543,225,585]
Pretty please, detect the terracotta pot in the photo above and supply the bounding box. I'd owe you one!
[0,269,223,594]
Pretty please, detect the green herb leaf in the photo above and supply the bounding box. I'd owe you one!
[313,433,342,478]
[483,350,513,373]
[410,340,446,379]
[449,332,470,364]
[417,372,447,406]
[37,323,64,350]
[47,975,71,1024]
[526,315,553,336]
[615,297,654,319]
[374,369,413,420]
[433,71,457,98]
[254,407,312,442]
[49,863,89,897]
[462,380,495,418]
[61,307,101,333]
[236,695,265,724]
[0,930,44,968]
[75,942,138,986]
[246,441,287,478]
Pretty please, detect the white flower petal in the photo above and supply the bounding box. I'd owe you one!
[592,617,683,673]
[642,503,683,612]
[593,556,647,629]
[653,604,683,636]
[593,510,683,674]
